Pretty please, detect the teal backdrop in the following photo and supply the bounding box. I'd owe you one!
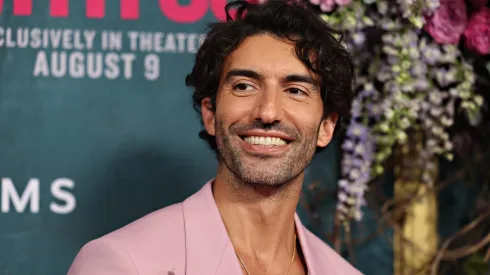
[0,1,400,274]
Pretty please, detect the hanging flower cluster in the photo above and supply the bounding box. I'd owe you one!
[311,0,488,225]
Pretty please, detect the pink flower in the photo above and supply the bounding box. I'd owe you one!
[467,0,488,9]
[310,0,351,12]
[309,0,333,12]
[424,0,468,44]
[464,7,490,55]
[335,0,352,6]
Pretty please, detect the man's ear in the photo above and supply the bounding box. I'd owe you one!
[317,113,338,147]
[201,97,216,136]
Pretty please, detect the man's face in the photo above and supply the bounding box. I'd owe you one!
[202,34,336,187]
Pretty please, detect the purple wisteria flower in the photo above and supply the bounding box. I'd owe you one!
[308,0,485,225]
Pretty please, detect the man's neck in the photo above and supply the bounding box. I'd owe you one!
[212,164,303,267]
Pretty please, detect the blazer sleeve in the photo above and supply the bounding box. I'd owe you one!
[67,238,139,275]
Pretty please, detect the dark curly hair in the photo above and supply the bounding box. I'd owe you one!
[186,0,355,153]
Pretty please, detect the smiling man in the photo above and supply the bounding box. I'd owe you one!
[68,1,362,274]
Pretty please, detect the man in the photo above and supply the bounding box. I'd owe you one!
[68,0,362,274]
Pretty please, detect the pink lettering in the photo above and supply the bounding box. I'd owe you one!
[121,0,139,20]
[13,0,32,16]
[50,0,68,17]
[86,0,105,19]
[158,0,207,23]
[2,0,256,21]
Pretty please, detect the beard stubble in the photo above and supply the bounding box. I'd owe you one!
[215,119,320,189]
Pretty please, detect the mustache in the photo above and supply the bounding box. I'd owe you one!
[228,120,300,140]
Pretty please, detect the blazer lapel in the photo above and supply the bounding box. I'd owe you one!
[182,180,343,275]
[295,214,340,275]
[182,180,243,275]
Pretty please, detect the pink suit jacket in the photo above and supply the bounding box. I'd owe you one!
[68,180,363,275]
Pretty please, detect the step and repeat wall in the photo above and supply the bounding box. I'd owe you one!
[0,1,226,274]
[0,1,392,274]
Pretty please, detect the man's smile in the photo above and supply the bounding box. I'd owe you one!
[243,136,287,146]
[236,131,293,155]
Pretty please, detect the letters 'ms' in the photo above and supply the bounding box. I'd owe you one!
[1,178,76,214]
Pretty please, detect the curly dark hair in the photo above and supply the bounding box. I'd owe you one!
[185,0,355,153]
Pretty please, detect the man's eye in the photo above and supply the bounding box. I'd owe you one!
[288,88,306,95]
[233,83,253,91]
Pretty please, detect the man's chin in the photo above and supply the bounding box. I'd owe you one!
[234,167,294,189]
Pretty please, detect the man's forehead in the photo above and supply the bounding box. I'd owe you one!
[222,35,317,80]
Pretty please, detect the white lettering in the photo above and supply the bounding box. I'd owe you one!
[49,29,62,49]
[62,29,73,49]
[50,178,76,214]
[87,52,103,79]
[42,29,49,48]
[176,33,186,53]
[140,32,153,52]
[33,51,50,77]
[1,178,40,213]
[105,53,120,80]
[154,32,164,52]
[17,28,29,48]
[101,31,120,51]
[187,33,197,53]
[6,28,16,47]
[127,31,139,51]
[120,53,136,79]
[69,51,85,79]
[144,54,160,81]
[84,30,96,50]
[72,30,83,50]
[165,33,176,53]
[33,51,136,80]
[30,28,42,49]
[51,51,67,78]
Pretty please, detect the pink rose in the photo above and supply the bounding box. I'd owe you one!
[424,0,468,44]
[467,0,488,9]
[464,8,490,55]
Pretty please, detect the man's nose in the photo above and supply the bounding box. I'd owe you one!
[252,89,284,124]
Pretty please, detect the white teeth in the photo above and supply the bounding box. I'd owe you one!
[243,136,287,146]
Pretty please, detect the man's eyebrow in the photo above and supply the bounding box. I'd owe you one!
[284,74,319,91]
[224,69,263,82]
[223,69,319,90]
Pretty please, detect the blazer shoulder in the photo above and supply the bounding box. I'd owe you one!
[69,202,187,274]
[67,237,139,275]
[104,202,185,243]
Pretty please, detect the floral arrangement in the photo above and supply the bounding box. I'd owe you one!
[304,0,489,228]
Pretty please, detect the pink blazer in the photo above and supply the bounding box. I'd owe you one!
[68,180,362,275]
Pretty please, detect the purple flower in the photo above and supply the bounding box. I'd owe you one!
[337,118,375,222]
[347,123,370,141]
